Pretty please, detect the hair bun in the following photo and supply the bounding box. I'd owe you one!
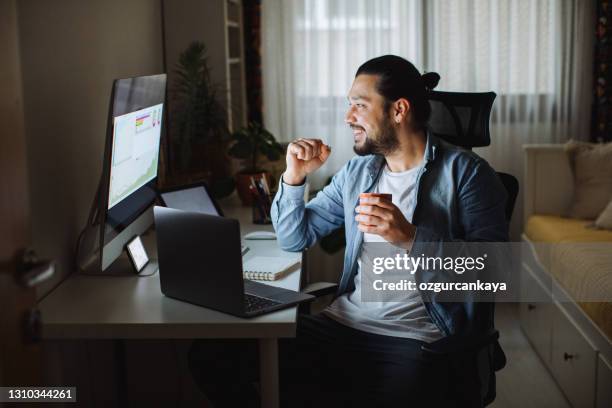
[421,72,440,91]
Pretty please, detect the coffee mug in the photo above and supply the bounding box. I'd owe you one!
[357,193,392,226]
[359,192,392,202]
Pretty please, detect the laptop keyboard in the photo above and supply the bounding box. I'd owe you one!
[244,293,281,313]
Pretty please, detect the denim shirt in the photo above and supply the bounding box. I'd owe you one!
[271,133,509,337]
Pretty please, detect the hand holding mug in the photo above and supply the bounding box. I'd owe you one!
[355,193,416,248]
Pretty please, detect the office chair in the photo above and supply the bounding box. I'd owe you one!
[423,90,518,406]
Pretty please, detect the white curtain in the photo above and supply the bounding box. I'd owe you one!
[262,0,594,240]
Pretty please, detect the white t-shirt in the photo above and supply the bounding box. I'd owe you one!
[323,162,444,343]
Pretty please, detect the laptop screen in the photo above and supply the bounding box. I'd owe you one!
[160,186,220,216]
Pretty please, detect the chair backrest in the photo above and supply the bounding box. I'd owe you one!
[428,91,496,149]
[428,90,518,222]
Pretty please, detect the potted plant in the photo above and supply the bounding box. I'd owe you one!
[171,41,234,197]
[228,122,284,204]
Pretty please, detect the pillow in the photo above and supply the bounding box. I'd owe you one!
[565,140,612,219]
[594,199,612,230]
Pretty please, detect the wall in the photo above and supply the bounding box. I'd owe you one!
[17,0,165,298]
[15,2,210,405]
[163,0,228,110]
[1,0,43,387]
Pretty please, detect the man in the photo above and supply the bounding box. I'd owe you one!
[270,55,508,406]
[190,55,508,407]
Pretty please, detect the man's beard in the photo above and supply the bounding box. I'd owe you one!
[353,115,399,156]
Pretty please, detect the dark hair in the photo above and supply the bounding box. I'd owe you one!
[356,55,440,131]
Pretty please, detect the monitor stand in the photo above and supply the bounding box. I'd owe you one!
[102,254,159,277]
[76,177,158,276]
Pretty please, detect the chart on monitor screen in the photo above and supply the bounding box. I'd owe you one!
[108,103,163,209]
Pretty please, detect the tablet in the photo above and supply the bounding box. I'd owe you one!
[158,182,223,216]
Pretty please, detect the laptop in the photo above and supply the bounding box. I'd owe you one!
[158,182,249,255]
[158,182,225,216]
[153,206,314,317]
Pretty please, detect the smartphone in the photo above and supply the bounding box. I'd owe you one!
[126,235,149,273]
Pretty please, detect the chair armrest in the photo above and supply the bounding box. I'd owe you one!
[298,282,338,315]
[421,328,499,355]
[301,281,338,298]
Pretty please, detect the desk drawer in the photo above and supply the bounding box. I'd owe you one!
[519,263,553,363]
[551,303,597,408]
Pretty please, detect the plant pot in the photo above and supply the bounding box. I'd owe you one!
[235,172,270,205]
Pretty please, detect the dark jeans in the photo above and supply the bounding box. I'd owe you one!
[188,314,478,408]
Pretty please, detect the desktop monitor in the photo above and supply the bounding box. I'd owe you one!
[96,74,166,272]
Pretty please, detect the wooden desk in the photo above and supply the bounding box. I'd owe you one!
[38,199,300,408]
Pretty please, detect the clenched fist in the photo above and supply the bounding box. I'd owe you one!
[283,138,331,185]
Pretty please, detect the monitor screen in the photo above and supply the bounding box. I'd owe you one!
[100,74,166,252]
[108,103,163,209]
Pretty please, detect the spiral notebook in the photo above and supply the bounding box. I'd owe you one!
[242,256,301,281]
